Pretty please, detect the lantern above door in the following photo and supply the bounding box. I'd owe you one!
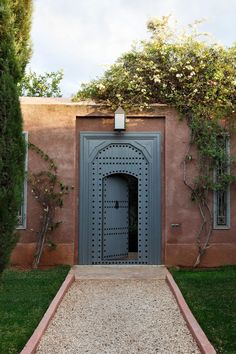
[114,106,126,131]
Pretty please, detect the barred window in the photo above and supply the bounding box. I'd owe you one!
[17,132,28,229]
[213,137,230,229]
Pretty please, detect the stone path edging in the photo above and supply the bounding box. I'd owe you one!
[19,267,217,354]
[166,270,217,354]
[20,270,75,354]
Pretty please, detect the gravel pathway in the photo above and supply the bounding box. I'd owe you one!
[36,279,200,354]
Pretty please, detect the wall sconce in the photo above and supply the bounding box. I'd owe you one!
[114,106,126,131]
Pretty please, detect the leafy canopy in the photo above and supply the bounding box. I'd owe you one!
[18,69,63,97]
[74,16,236,119]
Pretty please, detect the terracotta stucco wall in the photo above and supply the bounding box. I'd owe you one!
[11,97,236,267]
[164,110,236,266]
[11,98,78,266]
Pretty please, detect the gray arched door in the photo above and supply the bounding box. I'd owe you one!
[79,133,161,265]
[103,175,129,260]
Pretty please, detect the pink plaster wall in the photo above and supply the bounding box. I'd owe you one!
[11,97,236,267]
[11,99,78,266]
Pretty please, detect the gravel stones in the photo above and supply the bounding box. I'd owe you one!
[36,279,200,354]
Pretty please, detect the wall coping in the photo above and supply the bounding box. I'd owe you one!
[20,97,170,118]
[20,97,168,107]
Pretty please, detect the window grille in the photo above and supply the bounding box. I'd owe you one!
[17,132,28,229]
[213,137,230,229]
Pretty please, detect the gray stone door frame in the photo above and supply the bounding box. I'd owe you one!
[79,132,161,265]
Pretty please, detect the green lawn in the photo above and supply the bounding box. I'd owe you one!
[171,266,236,354]
[0,265,70,354]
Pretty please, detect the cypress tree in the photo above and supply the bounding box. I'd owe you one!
[10,0,33,81]
[0,0,32,275]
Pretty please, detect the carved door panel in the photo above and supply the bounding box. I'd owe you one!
[103,175,129,260]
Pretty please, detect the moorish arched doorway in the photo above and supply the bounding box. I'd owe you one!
[79,133,161,264]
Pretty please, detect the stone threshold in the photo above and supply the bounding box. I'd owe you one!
[73,264,167,280]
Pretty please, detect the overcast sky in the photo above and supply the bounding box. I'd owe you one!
[30,0,236,97]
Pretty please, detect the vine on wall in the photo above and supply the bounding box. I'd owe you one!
[28,143,71,268]
[73,16,236,266]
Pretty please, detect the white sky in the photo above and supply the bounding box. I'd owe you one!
[30,0,236,97]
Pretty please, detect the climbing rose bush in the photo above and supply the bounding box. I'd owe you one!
[74,16,236,121]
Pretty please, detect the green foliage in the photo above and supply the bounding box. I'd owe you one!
[0,266,70,354]
[171,266,236,354]
[0,0,32,276]
[28,143,72,268]
[0,0,33,82]
[74,17,236,117]
[74,15,236,201]
[9,0,33,80]
[0,72,25,275]
[0,1,17,78]
[18,69,63,97]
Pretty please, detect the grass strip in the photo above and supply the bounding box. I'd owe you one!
[0,265,70,354]
[171,266,236,354]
